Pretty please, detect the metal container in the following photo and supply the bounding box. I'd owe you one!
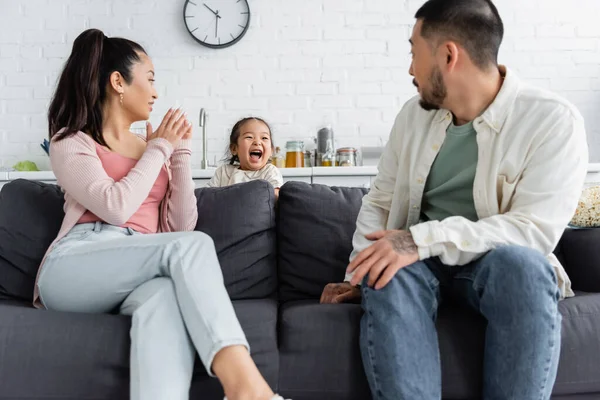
[336,147,358,167]
[304,150,313,168]
[317,126,334,154]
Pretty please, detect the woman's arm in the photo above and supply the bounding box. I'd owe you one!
[51,132,173,226]
[164,139,198,231]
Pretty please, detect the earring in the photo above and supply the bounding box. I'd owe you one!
[119,93,124,106]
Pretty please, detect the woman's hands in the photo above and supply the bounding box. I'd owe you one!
[146,108,192,146]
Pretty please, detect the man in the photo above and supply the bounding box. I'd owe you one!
[320,0,588,399]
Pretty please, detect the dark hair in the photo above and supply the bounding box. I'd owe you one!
[227,117,274,165]
[415,0,504,70]
[48,29,147,146]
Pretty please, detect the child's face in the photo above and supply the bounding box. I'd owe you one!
[232,120,273,171]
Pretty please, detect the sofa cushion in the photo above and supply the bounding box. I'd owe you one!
[278,292,600,400]
[0,180,64,302]
[195,180,277,300]
[0,298,279,399]
[555,228,600,293]
[554,291,600,395]
[277,182,367,303]
[278,300,369,400]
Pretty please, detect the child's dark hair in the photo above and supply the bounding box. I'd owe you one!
[227,117,274,165]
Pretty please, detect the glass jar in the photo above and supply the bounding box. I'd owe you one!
[336,147,358,167]
[321,139,335,167]
[272,146,285,168]
[304,150,313,168]
[285,140,305,168]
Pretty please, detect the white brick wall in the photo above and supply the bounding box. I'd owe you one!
[1,0,599,169]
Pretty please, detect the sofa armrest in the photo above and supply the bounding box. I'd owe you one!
[555,228,600,293]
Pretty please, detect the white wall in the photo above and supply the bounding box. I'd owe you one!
[1,0,599,170]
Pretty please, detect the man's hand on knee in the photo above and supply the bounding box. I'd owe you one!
[320,282,361,304]
[347,230,419,290]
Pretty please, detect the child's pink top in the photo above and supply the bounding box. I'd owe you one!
[77,142,169,234]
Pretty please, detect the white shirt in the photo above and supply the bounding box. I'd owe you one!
[206,163,284,189]
[345,67,588,299]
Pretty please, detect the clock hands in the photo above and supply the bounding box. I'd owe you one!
[203,3,220,17]
[191,1,248,47]
[204,3,221,38]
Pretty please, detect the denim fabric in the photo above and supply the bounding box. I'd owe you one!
[38,222,249,400]
[360,245,561,400]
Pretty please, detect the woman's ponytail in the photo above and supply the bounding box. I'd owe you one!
[48,29,146,147]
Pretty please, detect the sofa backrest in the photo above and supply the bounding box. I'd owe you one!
[554,228,600,293]
[195,180,278,300]
[0,179,64,302]
[276,181,368,303]
[0,179,278,303]
[275,181,600,300]
[2,178,597,305]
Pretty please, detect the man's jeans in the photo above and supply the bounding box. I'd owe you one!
[360,245,561,400]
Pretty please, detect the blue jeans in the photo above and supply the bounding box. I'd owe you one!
[360,245,561,400]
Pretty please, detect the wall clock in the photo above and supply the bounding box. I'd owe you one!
[183,0,251,49]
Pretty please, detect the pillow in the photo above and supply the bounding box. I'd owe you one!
[277,181,368,303]
[195,180,277,300]
[569,186,600,228]
[0,179,65,302]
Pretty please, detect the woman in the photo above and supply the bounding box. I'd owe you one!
[35,28,287,400]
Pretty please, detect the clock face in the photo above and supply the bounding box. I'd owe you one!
[183,0,251,49]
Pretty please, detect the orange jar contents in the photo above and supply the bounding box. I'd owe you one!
[285,141,305,168]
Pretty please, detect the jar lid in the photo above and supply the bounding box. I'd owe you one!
[336,147,357,153]
[286,141,304,151]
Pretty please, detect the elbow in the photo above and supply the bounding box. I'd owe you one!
[102,215,129,226]
[172,210,198,232]
[100,209,133,226]
[186,210,199,231]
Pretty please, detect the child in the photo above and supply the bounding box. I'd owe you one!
[207,117,283,197]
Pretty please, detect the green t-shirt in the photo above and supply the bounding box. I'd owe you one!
[421,120,479,222]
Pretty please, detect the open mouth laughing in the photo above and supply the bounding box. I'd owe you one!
[249,149,263,162]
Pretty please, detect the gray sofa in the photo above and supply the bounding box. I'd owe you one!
[0,179,599,399]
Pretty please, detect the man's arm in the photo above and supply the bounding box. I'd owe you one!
[344,115,402,283]
[320,112,403,303]
[410,110,588,268]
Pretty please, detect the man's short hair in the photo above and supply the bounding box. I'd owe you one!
[415,0,504,70]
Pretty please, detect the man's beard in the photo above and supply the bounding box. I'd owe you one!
[415,66,447,111]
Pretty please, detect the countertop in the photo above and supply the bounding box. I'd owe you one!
[2,164,600,181]
[0,166,379,181]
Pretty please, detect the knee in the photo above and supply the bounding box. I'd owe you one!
[175,231,215,248]
[484,245,559,302]
[121,277,177,316]
[169,231,221,275]
[170,231,217,258]
[361,261,439,309]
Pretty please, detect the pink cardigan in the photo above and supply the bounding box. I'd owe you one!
[33,131,199,307]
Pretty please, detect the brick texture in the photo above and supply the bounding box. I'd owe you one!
[0,0,599,168]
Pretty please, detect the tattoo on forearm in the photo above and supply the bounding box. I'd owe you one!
[389,232,418,254]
